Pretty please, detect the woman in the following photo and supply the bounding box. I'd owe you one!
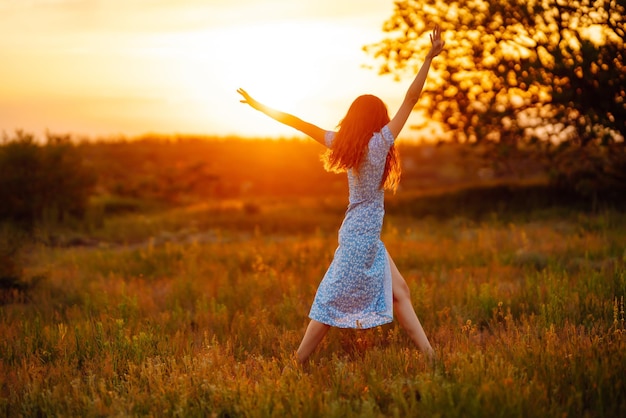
[238,25,445,363]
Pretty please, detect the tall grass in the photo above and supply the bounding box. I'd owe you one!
[1,206,625,417]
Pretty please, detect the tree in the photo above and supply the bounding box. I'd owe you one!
[365,0,625,146]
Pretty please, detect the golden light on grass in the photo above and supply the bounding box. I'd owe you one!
[3,201,625,416]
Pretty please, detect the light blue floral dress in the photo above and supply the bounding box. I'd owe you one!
[309,125,395,329]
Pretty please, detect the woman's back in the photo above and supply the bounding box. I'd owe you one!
[325,125,395,206]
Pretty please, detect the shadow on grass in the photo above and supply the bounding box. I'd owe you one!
[386,182,626,222]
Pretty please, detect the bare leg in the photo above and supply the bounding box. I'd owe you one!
[388,252,434,357]
[296,319,330,363]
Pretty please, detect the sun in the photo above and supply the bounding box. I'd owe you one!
[160,20,339,136]
[217,21,330,109]
[149,21,334,136]
[123,22,332,135]
[136,20,370,137]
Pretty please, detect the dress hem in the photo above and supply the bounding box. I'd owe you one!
[308,314,394,330]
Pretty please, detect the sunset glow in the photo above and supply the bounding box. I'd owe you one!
[0,0,430,140]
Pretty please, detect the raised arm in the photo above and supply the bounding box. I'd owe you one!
[237,88,327,146]
[387,25,446,139]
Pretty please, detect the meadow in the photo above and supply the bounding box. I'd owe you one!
[1,138,625,417]
[1,201,624,417]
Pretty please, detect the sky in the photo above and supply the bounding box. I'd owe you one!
[0,0,430,140]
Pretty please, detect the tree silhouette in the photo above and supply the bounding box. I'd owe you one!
[365,0,625,146]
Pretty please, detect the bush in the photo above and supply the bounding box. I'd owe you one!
[0,225,41,304]
[549,142,626,210]
[0,131,96,229]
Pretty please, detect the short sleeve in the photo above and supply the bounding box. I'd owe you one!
[381,125,395,148]
[367,125,396,165]
[325,131,336,148]
[368,125,395,155]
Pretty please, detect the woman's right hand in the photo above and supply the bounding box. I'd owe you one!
[427,25,445,59]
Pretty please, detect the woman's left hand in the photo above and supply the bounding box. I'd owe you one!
[237,88,261,110]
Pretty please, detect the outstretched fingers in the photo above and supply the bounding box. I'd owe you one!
[237,87,250,103]
[428,24,445,57]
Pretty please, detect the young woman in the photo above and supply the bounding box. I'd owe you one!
[238,26,445,363]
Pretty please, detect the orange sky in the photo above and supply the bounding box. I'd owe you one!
[0,0,431,140]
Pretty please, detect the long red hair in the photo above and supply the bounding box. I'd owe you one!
[323,94,401,192]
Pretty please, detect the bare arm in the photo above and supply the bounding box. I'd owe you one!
[387,25,445,139]
[237,88,327,146]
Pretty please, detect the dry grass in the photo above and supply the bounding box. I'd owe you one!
[1,205,625,417]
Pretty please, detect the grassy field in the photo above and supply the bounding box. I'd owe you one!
[1,196,625,417]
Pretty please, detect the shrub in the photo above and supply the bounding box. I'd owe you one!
[0,225,42,304]
[549,142,626,210]
[0,131,96,229]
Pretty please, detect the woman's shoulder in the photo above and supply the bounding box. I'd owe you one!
[324,130,336,148]
[380,125,395,147]
[369,125,395,150]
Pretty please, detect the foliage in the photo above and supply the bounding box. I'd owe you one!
[387,181,587,219]
[549,141,626,208]
[76,136,626,214]
[0,206,624,416]
[366,0,626,145]
[0,225,31,304]
[73,136,554,207]
[0,131,96,229]
[78,136,341,204]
